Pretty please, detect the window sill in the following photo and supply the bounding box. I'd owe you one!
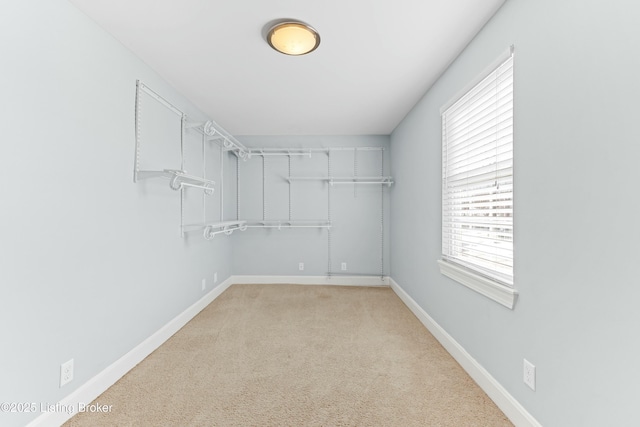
[437,260,517,309]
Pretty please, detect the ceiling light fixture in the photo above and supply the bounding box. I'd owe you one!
[267,21,320,56]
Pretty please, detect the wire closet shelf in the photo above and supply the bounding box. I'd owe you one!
[134,81,394,253]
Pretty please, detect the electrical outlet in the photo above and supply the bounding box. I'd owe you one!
[298,262,304,271]
[214,272,218,284]
[60,359,74,387]
[202,278,206,291]
[523,359,536,390]
[341,262,347,271]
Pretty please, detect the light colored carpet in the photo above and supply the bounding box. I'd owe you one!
[65,284,513,426]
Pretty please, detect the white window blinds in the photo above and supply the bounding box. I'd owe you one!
[441,51,514,287]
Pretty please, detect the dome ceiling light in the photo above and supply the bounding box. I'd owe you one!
[266,21,320,56]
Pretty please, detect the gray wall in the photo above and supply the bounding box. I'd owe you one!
[5,1,638,426]
[232,136,391,278]
[0,2,232,426]
[390,0,640,426]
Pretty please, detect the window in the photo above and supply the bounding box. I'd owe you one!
[438,46,517,309]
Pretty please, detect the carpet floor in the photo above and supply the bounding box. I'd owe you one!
[65,284,513,426]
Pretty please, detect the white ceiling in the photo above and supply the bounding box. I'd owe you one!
[69,0,505,136]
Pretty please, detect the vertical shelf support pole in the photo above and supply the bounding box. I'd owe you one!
[133,80,143,183]
[380,149,385,280]
[236,155,240,221]
[288,154,292,221]
[220,143,224,222]
[354,148,358,198]
[327,150,332,277]
[202,132,207,224]
[180,114,186,237]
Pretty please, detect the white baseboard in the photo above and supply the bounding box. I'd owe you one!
[31,276,533,427]
[389,278,542,427]
[28,275,384,427]
[231,274,390,287]
[27,277,234,427]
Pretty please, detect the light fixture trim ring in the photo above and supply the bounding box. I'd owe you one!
[266,20,321,56]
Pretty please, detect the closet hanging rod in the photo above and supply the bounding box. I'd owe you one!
[244,220,332,230]
[254,147,384,151]
[203,223,247,240]
[136,169,215,194]
[166,170,215,193]
[185,120,224,139]
[327,147,385,151]
[174,181,214,193]
[329,180,394,187]
[184,117,250,161]
[181,220,248,239]
[245,147,385,156]
[182,220,247,234]
[247,150,313,158]
[245,224,332,230]
[222,140,249,161]
[286,176,394,187]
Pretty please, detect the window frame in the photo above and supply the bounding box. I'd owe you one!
[438,46,517,309]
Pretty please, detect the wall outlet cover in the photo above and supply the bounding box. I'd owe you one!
[523,359,536,390]
[60,359,74,387]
